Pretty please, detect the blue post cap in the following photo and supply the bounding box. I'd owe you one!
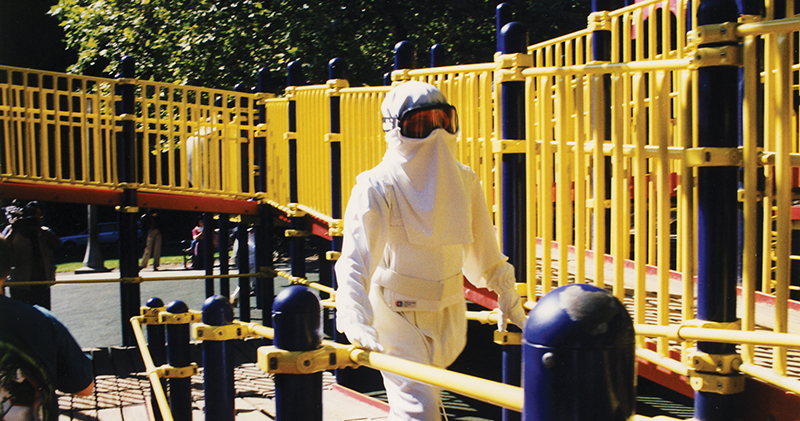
[257,67,270,93]
[166,300,189,314]
[383,72,392,86]
[118,56,135,79]
[394,41,416,70]
[496,3,513,52]
[523,284,633,349]
[499,22,528,55]
[147,297,164,308]
[272,286,322,351]
[234,83,248,92]
[202,295,234,326]
[287,61,304,87]
[328,57,347,80]
[430,44,447,67]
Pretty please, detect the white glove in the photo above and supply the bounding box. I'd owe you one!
[343,323,384,352]
[496,289,527,332]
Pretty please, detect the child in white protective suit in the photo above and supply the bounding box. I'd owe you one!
[334,80,527,421]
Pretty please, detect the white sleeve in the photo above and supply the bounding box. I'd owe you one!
[334,175,390,333]
[461,171,515,293]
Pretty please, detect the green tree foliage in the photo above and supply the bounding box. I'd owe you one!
[51,0,591,90]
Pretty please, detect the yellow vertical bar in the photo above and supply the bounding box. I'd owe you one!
[741,33,758,365]
[525,76,538,303]
[556,75,572,288]
[592,74,607,289]
[773,31,791,376]
[654,69,670,357]
[611,69,626,300]
[574,74,587,285]
[633,70,648,350]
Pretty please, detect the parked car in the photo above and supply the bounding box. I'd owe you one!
[59,222,120,255]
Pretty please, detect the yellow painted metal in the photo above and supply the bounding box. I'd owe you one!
[350,348,524,412]
[130,316,175,421]
[294,85,332,216]
[258,344,358,375]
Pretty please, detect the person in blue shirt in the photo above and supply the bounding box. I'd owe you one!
[0,235,94,421]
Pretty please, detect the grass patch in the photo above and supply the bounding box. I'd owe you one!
[56,255,188,273]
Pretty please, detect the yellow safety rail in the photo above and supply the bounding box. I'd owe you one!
[8,0,800,405]
[0,67,118,187]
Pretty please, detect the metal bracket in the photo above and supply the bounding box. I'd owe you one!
[324,133,342,143]
[115,205,140,213]
[690,22,739,46]
[685,147,743,167]
[257,344,358,375]
[326,251,341,261]
[158,311,202,325]
[326,79,349,96]
[328,219,343,237]
[153,363,199,379]
[285,229,311,238]
[682,319,742,331]
[284,132,297,141]
[285,203,307,218]
[688,369,745,394]
[492,139,527,154]
[391,69,412,83]
[493,330,522,346]
[193,323,249,341]
[587,11,611,31]
[139,306,166,325]
[686,348,742,374]
[688,45,742,69]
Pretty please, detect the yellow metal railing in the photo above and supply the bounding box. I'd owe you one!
[7,0,800,406]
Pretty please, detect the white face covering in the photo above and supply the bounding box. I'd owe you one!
[380,119,473,246]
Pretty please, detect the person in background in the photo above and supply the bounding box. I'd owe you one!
[335,81,526,420]
[0,235,94,421]
[1,200,62,309]
[139,209,162,271]
[191,217,205,270]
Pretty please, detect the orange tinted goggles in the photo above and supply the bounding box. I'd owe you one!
[383,104,459,138]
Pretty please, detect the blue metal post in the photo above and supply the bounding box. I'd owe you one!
[204,212,215,296]
[146,297,166,421]
[166,300,192,421]
[328,56,350,384]
[495,3,513,52]
[522,284,635,420]
[201,296,235,421]
[498,19,527,421]
[327,56,344,321]
[695,0,742,419]
[430,44,446,67]
[218,213,230,298]
[591,0,614,254]
[254,67,274,316]
[394,41,416,71]
[272,285,323,421]
[287,61,306,280]
[237,219,251,322]
[116,56,140,347]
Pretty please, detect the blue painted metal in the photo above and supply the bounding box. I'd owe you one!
[237,220,251,322]
[146,297,166,421]
[394,41,416,70]
[695,0,742,419]
[499,20,527,421]
[204,212,215,296]
[166,300,192,421]
[430,44,446,67]
[495,3,513,52]
[218,213,230,298]
[287,61,306,280]
[522,284,635,421]
[202,295,235,421]
[272,285,323,421]
[117,56,140,347]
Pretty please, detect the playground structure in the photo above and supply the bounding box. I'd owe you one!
[3,0,800,419]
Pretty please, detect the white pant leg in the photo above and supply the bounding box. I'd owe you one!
[370,286,443,421]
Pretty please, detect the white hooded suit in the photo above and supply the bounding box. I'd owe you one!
[335,81,525,421]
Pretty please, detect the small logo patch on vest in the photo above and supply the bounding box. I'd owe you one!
[395,300,416,308]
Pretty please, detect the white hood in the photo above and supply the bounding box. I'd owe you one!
[379,82,472,246]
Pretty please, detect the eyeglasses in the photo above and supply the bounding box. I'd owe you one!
[382,104,459,138]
